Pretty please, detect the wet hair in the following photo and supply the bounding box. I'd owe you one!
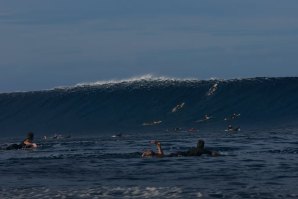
[26,132,34,140]
[197,140,205,149]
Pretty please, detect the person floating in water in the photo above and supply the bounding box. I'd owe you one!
[142,120,162,126]
[142,140,164,157]
[168,139,219,157]
[187,128,198,133]
[142,139,219,157]
[5,132,37,150]
[224,113,241,121]
[226,124,240,132]
[204,114,210,120]
[195,114,214,123]
[112,133,122,138]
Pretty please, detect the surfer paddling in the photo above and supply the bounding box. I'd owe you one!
[142,139,219,158]
[195,114,214,123]
[224,113,241,121]
[5,132,37,150]
[226,124,240,132]
[142,120,162,126]
[168,139,219,157]
[142,140,164,157]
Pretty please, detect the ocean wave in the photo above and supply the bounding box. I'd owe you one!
[0,76,298,134]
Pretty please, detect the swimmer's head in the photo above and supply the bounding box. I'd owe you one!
[27,132,34,140]
[197,140,205,150]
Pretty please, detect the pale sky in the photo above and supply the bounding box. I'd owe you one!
[1,0,298,92]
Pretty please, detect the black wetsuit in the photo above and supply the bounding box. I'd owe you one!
[168,147,212,157]
[5,138,32,150]
[5,143,22,150]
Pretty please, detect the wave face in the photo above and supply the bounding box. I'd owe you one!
[1,77,298,135]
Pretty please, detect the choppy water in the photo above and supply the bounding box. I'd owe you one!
[1,76,298,198]
[1,127,298,198]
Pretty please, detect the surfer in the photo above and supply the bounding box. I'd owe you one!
[5,132,37,150]
[204,114,210,120]
[142,140,164,157]
[195,114,213,123]
[142,139,219,157]
[224,113,241,121]
[174,127,183,132]
[207,83,218,96]
[142,120,162,126]
[52,133,64,139]
[168,140,219,157]
[226,124,240,132]
[187,128,198,133]
[112,133,122,138]
[171,102,185,113]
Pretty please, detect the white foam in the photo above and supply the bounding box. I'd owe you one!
[72,74,197,87]
[1,75,286,94]
[0,186,185,198]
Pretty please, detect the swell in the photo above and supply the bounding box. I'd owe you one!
[0,77,298,135]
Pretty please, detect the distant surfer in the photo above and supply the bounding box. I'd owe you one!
[52,133,66,139]
[166,127,183,132]
[174,127,183,132]
[187,128,198,133]
[195,114,214,123]
[225,124,240,132]
[204,114,210,120]
[112,133,122,138]
[168,140,219,157]
[171,102,185,113]
[5,132,37,150]
[51,133,71,140]
[224,113,241,121]
[207,83,218,96]
[142,120,162,126]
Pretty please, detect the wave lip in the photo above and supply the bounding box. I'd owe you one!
[53,76,297,91]
[58,74,198,89]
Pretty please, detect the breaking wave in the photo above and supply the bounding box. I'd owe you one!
[0,76,298,135]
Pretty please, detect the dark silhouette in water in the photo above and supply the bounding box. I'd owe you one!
[224,113,241,121]
[142,139,219,157]
[5,132,37,150]
[142,140,164,157]
[168,140,219,157]
[226,124,240,132]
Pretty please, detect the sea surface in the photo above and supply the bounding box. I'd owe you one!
[0,76,298,198]
[1,127,298,198]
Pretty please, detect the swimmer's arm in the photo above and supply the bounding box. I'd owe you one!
[23,139,32,145]
[156,144,164,156]
[23,139,37,148]
[152,140,164,157]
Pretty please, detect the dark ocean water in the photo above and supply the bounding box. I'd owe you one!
[0,76,298,135]
[0,76,298,198]
[1,128,298,198]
